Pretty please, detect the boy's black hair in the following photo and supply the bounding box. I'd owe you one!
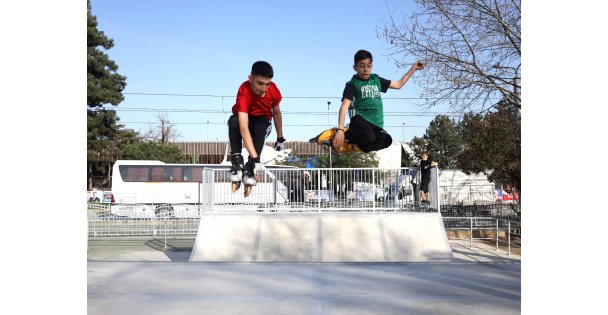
[251,61,274,78]
[354,50,373,65]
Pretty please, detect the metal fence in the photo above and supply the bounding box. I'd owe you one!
[87,205,521,255]
[88,166,440,237]
[88,203,200,238]
[88,164,520,253]
[200,166,438,212]
[440,203,520,220]
[443,217,521,255]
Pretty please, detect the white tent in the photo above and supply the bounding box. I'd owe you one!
[400,142,415,157]
[374,142,402,169]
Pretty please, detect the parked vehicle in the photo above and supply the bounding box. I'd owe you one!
[107,160,296,218]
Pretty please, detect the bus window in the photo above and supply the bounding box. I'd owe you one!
[167,167,182,182]
[150,167,164,181]
[151,166,182,182]
[183,166,204,182]
[119,165,150,182]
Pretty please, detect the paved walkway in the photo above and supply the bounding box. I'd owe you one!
[88,238,520,315]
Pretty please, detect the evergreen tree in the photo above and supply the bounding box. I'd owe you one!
[423,115,462,168]
[87,0,126,108]
[121,142,184,162]
[315,151,379,169]
[87,0,130,190]
[400,146,416,168]
[404,136,428,167]
[87,110,139,189]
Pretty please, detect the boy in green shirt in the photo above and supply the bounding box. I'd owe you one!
[332,50,425,152]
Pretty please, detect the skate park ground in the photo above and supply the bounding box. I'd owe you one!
[87,236,521,315]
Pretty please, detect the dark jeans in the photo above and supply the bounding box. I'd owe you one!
[345,115,392,152]
[227,114,272,156]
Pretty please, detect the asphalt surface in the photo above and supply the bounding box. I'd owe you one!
[88,237,520,315]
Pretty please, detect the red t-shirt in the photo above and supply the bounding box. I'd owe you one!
[231,81,282,120]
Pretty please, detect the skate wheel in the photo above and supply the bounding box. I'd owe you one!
[244,185,253,198]
[231,181,241,192]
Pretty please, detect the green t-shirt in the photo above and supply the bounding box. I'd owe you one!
[348,74,386,128]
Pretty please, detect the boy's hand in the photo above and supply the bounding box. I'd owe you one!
[275,137,286,151]
[413,61,425,70]
[333,129,345,150]
[245,156,261,174]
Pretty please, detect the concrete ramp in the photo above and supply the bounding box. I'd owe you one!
[189,212,453,262]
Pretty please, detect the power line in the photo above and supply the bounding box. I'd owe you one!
[123,92,501,100]
[108,107,465,117]
[120,121,429,128]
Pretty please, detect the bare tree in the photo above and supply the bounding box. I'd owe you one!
[141,113,182,144]
[379,0,520,113]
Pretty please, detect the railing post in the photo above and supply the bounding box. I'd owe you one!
[273,178,278,205]
[317,170,321,213]
[508,221,511,255]
[91,207,97,237]
[469,217,473,249]
[372,169,376,212]
[496,219,499,251]
[164,217,167,250]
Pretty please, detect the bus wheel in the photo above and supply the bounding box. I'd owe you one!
[155,204,174,218]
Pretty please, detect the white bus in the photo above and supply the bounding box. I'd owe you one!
[108,160,297,218]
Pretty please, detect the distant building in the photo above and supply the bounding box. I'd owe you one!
[173,141,328,164]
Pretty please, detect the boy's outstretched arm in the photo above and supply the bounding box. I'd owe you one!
[272,105,284,139]
[238,112,259,158]
[389,61,425,90]
[273,105,286,151]
[333,99,351,149]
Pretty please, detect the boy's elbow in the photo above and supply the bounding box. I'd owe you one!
[390,83,404,90]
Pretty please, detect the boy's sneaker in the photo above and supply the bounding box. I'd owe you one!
[230,153,244,182]
[242,172,256,186]
[243,157,259,186]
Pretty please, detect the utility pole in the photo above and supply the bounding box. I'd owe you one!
[327,101,332,169]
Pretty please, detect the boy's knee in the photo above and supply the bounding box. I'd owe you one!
[228,115,239,128]
[381,133,392,148]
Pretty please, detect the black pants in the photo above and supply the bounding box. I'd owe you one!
[420,180,430,193]
[227,114,272,156]
[345,115,392,153]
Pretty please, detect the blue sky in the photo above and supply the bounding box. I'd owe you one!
[90,0,452,142]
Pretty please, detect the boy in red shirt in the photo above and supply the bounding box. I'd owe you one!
[227,61,285,187]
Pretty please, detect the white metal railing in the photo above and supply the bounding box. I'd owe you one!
[200,166,439,213]
[95,166,444,218]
